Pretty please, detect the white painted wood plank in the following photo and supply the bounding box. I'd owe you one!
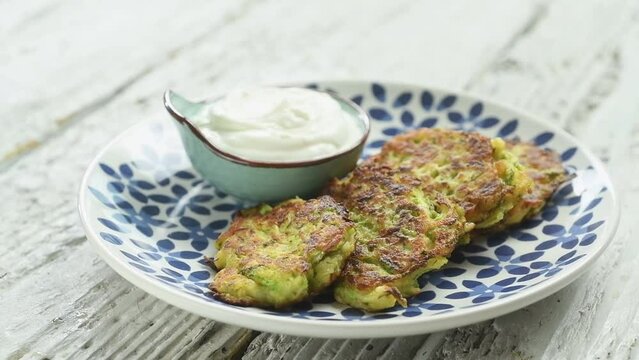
[0,0,250,162]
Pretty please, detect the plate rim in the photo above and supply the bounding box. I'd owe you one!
[78,80,620,338]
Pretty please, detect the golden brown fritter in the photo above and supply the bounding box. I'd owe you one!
[326,162,473,311]
[376,129,533,229]
[487,140,569,229]
[211,196,355,309]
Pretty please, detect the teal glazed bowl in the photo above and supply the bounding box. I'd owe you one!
[163,88,370,203]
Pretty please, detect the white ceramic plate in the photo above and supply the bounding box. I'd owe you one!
[78,81,619,338]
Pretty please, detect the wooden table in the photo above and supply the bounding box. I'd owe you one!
[2,0,638,358]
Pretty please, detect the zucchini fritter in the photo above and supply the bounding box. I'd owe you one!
[487,140,569,229]
[376,129,533,229]
[211,196,355,309]
[327,162,473,311]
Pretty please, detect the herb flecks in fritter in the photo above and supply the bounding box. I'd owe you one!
[327,163,473,311]
[211,196,355,309]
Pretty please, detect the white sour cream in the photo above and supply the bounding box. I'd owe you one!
[193,87,363,162]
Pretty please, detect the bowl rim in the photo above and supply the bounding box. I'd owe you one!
[163,87,371,169]
[81,80,620,338]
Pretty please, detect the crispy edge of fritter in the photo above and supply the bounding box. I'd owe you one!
[326,162,472,311]
[474,137,536,229]
[210,196,355,309]
[486,140,569,230]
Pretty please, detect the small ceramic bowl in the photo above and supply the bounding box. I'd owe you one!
[163,88,370,203]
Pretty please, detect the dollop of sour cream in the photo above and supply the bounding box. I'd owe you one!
[193,87,363,162]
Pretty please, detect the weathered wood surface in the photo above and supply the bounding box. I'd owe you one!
[1,0,638,359]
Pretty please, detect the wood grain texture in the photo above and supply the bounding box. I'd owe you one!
[1,0,637,359]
